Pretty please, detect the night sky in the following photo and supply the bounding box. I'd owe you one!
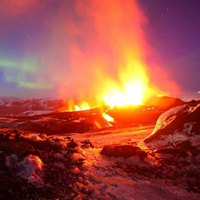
[142,0,200,100]
[0,0,200,100]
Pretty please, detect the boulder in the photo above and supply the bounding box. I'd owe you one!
[143,100,200,153]
[101,145,147,159]
[0,141,40,158]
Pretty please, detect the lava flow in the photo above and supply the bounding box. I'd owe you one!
[74,102,90,111]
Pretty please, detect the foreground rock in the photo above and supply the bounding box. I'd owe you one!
[101,145,147,159]
[0,141,39,158]
[143,100,200,150]
[0,106,111,135]
[0,129,86,199]
[0,128,200,199]
[137,100,200,193]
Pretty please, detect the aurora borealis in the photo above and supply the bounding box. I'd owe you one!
[0,0,200,100]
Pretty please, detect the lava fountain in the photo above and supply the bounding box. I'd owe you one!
[48,0,178,107]
[93,0,158,107]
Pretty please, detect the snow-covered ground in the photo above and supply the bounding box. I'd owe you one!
[17,110,53,116]
[1,125,200,199]
[54,124,154,148]
[1,99,200,199]
[63,126,200,199]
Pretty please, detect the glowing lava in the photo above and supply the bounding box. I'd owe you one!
[58,0,175,109]
[103,59,151,108]
[74,102,90,111]
[103,113,114,122]
[104,78,145,108]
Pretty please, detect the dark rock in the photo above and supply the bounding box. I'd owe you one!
[68,141,78,148]
[101,145,147,159]
[66,136,72,141]
[0,152,6,163]
[0,141,40,158]
[144,101,200,149]
[191,122,200,135]
[155,148,188,157]
[176,140,192,149]
[81,140,94,148]
[13,129,18,134]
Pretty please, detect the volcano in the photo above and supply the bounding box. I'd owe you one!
[0,0,199,199]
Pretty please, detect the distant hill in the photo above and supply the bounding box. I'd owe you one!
[0,97,100,116]
[147,96,185,110]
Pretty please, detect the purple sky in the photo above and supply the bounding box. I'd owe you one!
[0,0,200,100]
[143,0,200,95]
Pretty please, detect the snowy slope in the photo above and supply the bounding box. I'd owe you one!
[143,100,200,150]
[0,97,70,116]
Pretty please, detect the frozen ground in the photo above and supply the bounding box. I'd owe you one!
[53,124,154,147]
[62,125,200,199]
[1,124,200,199]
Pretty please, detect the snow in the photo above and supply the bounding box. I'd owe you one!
[47,122,197,199]
[142,130,189,149]
[70,153,84,164]
[71,143,199,200]
[19,133,44,141]
[5,153,44,187]
[5,154,19,169]
[1,111,200,199]
[18,154,44,187]
[18,110,53,116]
[0,96,71,116]
[53,162,66,169]
[142,102,200,149]
[125,155,141,166]
[152,104,186,134]
[54,124,154,148]
[53,152,65,161]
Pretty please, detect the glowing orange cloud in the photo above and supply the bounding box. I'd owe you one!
[0,0,179,100]
[50,0,179,103]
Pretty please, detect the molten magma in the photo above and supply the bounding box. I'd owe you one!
[103,59,150,108]
[104,76,145,108]
[87,0,162,107]
[75,102,90,111]
[55,0,174,107]
[103,113,114,122]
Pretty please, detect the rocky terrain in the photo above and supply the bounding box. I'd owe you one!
[0,97,199,199]
[0,97,100,116]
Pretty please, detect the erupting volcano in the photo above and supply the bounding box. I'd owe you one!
[53,0,178,106]
[1,0,200,199]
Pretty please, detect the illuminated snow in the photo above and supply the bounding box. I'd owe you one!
[18,154,44,187]
[152,104,186,134]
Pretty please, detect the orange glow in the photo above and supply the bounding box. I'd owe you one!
[94,121,102,129]
[74,102,90,111]
[59,100,91,112]
[87,0,166,107]
[102,57,153,108]
[103,113,114,122]
[103,76,146,108]
[52,0,178,105]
